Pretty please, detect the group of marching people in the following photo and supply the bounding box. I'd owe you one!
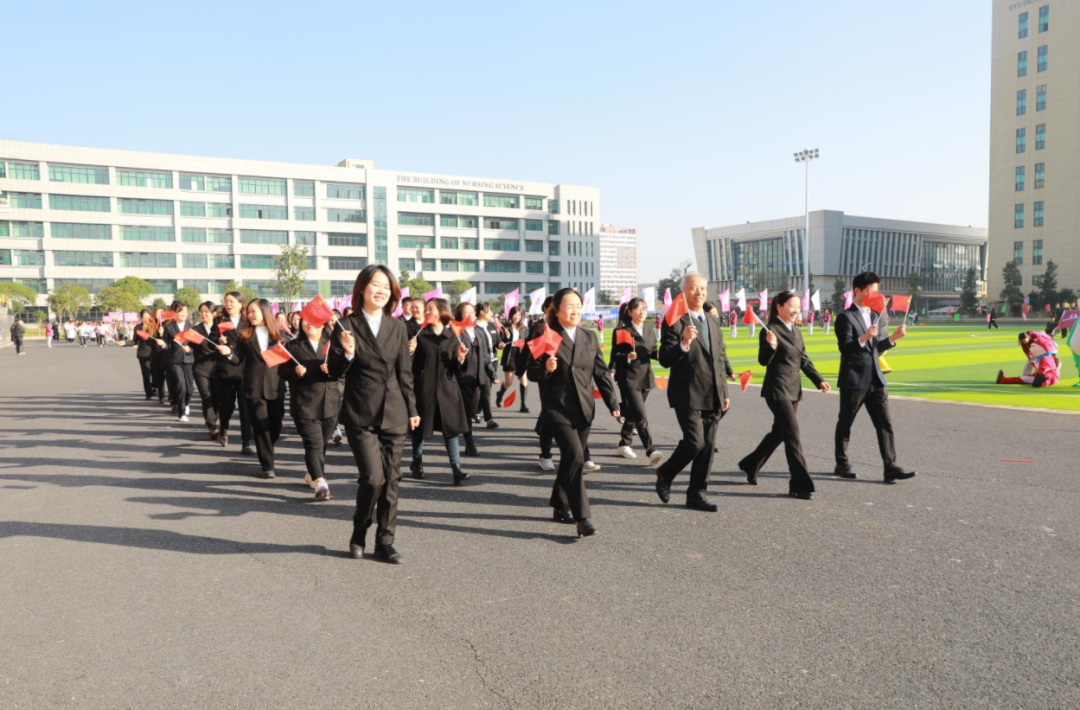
[134,265,918,562]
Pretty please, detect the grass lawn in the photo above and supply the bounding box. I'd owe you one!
[589,322,1080,413]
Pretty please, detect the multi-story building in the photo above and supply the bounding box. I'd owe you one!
[692,210,987,309]
[598,224,638,303]
[988,1,1076,298]
[0,140,601,306]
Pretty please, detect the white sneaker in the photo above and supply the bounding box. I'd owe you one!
[184,405,190,416]
[616,446,637,459]
[538,457,555,472]
[332,429,343,446]
[314,479,330,501]
[304,472,315,488]
[584,461,601,472]
[648,450,665,468]
[179,415,189,423]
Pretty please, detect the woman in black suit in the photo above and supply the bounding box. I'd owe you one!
[610,298,664,467]
[526,288,620,538]
[150,309,169,406]
[334,265,417,564]
[191,301,221,440]
[410,297,471,485]
[162,301,196,423]
[452,301,496,457]
[208,291,254,453]
[495,306,529,411]
[737,290,830,500]
[133,310,160,401]
[217,298,287,478]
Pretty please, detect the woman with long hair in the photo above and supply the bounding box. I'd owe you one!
[335,265,417,563]
[134,309,160,401]
[208,291,254,454]
[452,301,495,457]
[737,290,829,500]
[610,297,664,466]
[526,288,620,538]
[495,305,530,411]
[162,301,196,423]
[192,301,221,439]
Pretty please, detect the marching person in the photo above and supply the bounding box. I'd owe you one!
[738,291,829,500]
[44,321,53,349]
[133,310,159,400]
[833,271,917,483]
[149,312,168,405]
[209,291,254,454]
[474,302,501,428]
[400,296,421,339]
[336,265,417,564]
[162,302,196,423]
[192,302,221,440]
[610,298,664,466]
[9,318,25,356]
[409,297,471,485]
[526,288,619,537]
[452,301,495,457]
[495,306,529,412]
[654,273,733,512]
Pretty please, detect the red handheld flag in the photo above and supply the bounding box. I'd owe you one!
[511,338,525,349]
[742,309,762,326]
[160,310,178,321]
[261,342,294,368]
[135,329,151,341]
[528,328,563,360]
[176,329,206,346]
[1045,303,1052,313]
[216,320,235,334]
[655,375,668,391]
[739,370,754,392]
[665,293,688,326]
[421,313,440,330]
[615,329,634,347]
[593,387,602,399]
[300,295,334,328]
[865,291,888,315]
[502,390,517,408]
[890,295,912,313]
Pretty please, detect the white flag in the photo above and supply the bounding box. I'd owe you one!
[810,289,821,311]
[582,288,596,315]
[459,287,477,305]
[528,286,546,315]
[641,286,656,307]
[736,288,747,311]
[758,289,769,313]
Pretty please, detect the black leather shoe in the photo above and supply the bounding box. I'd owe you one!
[349,543,364,559]
[374,545,403,564]
[789,490,813,500]
[655,474,671,504]
[495,390,504,408]
[451,465,470,485]
[241,445,255,456]
[464,444,480,457]
[833,464,857,479]
[738,459,758,485]
[519,405,530,414]
[884,466,917,483]
[686,494,718,512]
[552,509,575,524]
[576,518,597,538]
[486,420,499,429]
[410,458,424,480]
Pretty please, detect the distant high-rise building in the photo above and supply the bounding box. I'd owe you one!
[598,224,638,303]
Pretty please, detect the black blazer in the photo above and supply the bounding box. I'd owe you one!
[162,321,195,366]
[226,332,286,401]
[279,335,347,420]
[835,305,896,391]
[658,312,733,412]
[134,323,160,360]
[526,323,619,428]
[403,317,422,340]
[456,326,496,387]
[336,312,416,433]
[499,323,527,369]
[191,322,217,378]
[758,320,824,401]
[208,317,246,381]
[411,327,469,439]
[609,322,658,390]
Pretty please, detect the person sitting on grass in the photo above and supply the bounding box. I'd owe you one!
[996,331,1061,388]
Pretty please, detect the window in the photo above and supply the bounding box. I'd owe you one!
[117,170,172,188]
[4,221,44,237]
[180,173,204,191]
[460,238,479,250]
[240,229,288,245]
[327,208,365,223]
[421,259,435,271]
[1016,128,1026,154]
[182,227,207,242]
[122,252,176,268]
[207,203,232,218]
[1036,124,1046,149]
[525,261,544,274]
[118,198,172,215]
[120,225,173,242]
[398,212,433,227]
[484,260,521,273]
[294,206,315,221]
[329,281,354,296]
[398,235,435,249]
[147,280,177,293]
[1034,201,1044,227]
[330,256,368,270]
[294,180,315,197]
[8,162,40,180]
[398,187,434,203]
[240,204,287,220]
[50,194,110,212]
[1033,239,1043,266]
[1014,240,1024,264]
[548,199,559,214]
[15,250,45,266]
[326,183,365,200]
[483,194,519,209]
[209,255,234,269]
[180,201,206,217]
[239,177,286,195]
[1,250,15,266]
[1037,45,1048,72]
[525,197,544,210]
[0,162,4,178]
[1035,163,1045,188]
[439,191,478,206]
[1016,166,1025,191]
[441,215,477,229]
[53,278,111,293]
[460,259,479,271]
[180,173,230,191]
[241,255,281,269]
[1017,89,1027,115]
[1036,85,1046,111]
[1014,204,1025,229]
[54,250,113,267]
[525,219,543,232]
[549,262,561,276]
[328,233,367,247]
[9,192,43,209]
[184,280,230,294]
[441,237,458,249]
[548,221,560,236]
[484,238,520,251]
[1018,51,1028,77]
[1039,5,1048,32]
[52,223,111,240]
[294,231,315,246]
[399,258,416,271]
[1019,11,1028,38]
[525,240,544,252]
[49,165,109,184]
[484,218,518,231]
[441,259,460,271]
[548,240,560,256]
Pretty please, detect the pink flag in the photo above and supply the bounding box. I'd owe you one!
[718,289,730,313]
[987,312,992,323]
[271,302,279,316]
[663,288,672,309]
[619,287,632,305]
[292,301,303,313]
[504,288,520,315]
[1056,309,1079,332]
[423,287,443,302]
[393,287,409,318]
[758,289,769,313]
[803,289,810,314]
[844,290,854,309]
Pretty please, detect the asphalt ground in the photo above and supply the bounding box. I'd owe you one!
[1,341,1078,709]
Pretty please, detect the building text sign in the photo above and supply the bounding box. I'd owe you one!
[397,174,526,192]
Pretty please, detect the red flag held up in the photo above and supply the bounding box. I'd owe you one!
[300,295,334,328]
[216,320,235,333]
[175,329,206,346]
[665,293,688,326]
[890,295,912,313]
[261,342,294,368]
[742,309,763,326]
[865,291,888,315]
[160,310,178,321]
[528,328,563,360]
[592,387,602,399]
[511,339,525,349]
[615,329,634,347]
[135,329,151,341]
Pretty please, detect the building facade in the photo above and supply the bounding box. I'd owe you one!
[598,224,638,303]
[692,210,987,308]
[989,0,1077,298]
[0,140,601,306]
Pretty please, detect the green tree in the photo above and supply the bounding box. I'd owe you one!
[598,290,615,305]
[658,260,693,296]
[174,286,203,309]
[831,278,847,311]
[95,285,145,314]
[0,282,39,314]
[112,276,155,300]
[446,279,473,302]
[274,245,310,311]
[1039,259,1059,308]
[1000,261,1024,315]
[223,280,258,305]
[959,267,979,316]
[48,283,92,321]
[398,269,433,297]
[906,271,923,315]
[152,297,169,311]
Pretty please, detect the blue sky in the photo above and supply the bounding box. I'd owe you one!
[3,0,991,282]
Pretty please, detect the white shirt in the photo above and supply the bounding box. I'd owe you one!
[230,314,241,329]
[632,322,644,337]
[858,306,872,330]
[255,325,270,351]
[681,310,706,352]
[563,326,577,344]
[307,337,323,355]
[363,309,382,338]
[780,319,794,331]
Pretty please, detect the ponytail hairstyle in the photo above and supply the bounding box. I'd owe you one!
[768,290,799,323]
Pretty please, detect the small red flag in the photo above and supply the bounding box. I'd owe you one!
[502,390,517,408]
[511,338,525,349]
[175,329,206,345]
[1045,303,1052,313]
[655,375,668,391]
[592,386,602,399]
[665,293,688,326]
[135,329,151,341]
[261,342,293,368]
[528,328,563,360]
[890,295,912,313]
[421,313,440,330]
[739,370,754,392]
[742,309,763,326]
[865,291,888,315]
[449,315,477,336]
[615,329,634,347]
[300,295,334,328]
[160,310,178,321]
[216,320,235,333]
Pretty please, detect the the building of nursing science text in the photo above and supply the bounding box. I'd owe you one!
[0,140,602,306]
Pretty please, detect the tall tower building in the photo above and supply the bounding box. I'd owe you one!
[598,224,638,303]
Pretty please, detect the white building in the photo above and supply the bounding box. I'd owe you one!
[0,140,601,306]
[598,224,638,303]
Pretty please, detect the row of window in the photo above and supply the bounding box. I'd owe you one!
[1016,85,1047,115]
[0,249,44,266]
[1017,46,1049,77]
[1013,239,1045,267]
[1013,202,1045,229]
[1015,124,1047,153]
[567,199,594,217]
[1017,6,1049,39]
[0,222,319,246]
[399,213,550,231]
[1014,163,1046,191]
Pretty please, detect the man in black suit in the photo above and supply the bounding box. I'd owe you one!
[833,271,916,483]
[455,305,496,456]
[400,297,422,339]
[655,273,734,512]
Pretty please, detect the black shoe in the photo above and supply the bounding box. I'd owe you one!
[145,394,153,401]
[349,543,364,559]
[219,434,228,448]
[464,441,480,457]
[789,490,813,500]
[833,464,857,479]
[258,469,275,479]
[495,390,504,408]
[241,444,254,456]
[576,518,597,538]
[451,465,470,485]
[738,459,758,485]
[884,466,917,484]
[486,420,499,429]
[519,405,530,414]
[374,545,403,564]
[552,509,575,524]
[410,458,424,480]
[686,494,718,512]
[655,474,671,504]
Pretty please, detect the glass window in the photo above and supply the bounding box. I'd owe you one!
[459,259,479,271]
[327,208,365,223]
[398,187,434,203]
[1037,45,1048,72]
[4,221,44,237]
[399,258,416,271]
[54,250,113,267]
[484,238,520,251]
[1039,5,1048,32]
[548,199,559,214]
[330,256,368,270]
[421,258,435,271]
[15,250,45,266]
[525,261,544,274]
[1014,204,1025,229]
[549,262,562,277]
[120,225,173,242]
[241,255,280,269]
[1016,128,1026,153]
[117,170,172,188]
[1016,166,1025,191]
[182,227,207,242]
[0,162,5,178]
[1034,201,1044,227]
[441,259,460,271]
[374,186,388,265]
[329,280,354,296]
[1018,51,1028,77]
[210,255,234,269]
[239,177,286,195]
[122,252,175,268]
[294,180,315,197]
[239,204,287,220]
[1,251,14,267]
[209,228,233,243]
[207,203,232,218]
[548,240,560,256]
[180,173,205,191]
[483,194,519,209]
[1019,11,1029,38]
[1036,85,1046,111]
[440,215,478,229]
[1036,124,1046,150]
[548,221,560,236]
[9,192,43,209]
[8,162,40,180]
[179,173,229,192]
[525,219,543,232]
[294,206,315,221]
[49,165,109,184]
[326,183,365,200]
[484,260,521,273]
[525,196,544,210]
[51,194,113,212]
[460,238,479,250]
[52,223,111,240]
[441,237,458,249]
[118,198,172,215]
[440,191,478,206]
[398,212,433,227]
[184,280,230,294]
[147,280,177,293]
[294,231,315,246]
[398,235,435,249]
[53,278,112,293]
[525,240,544,252]
[484,218,518,231]
[1033,239,1043,265]
[180,201,206,217]
[328,233,367,247]
[1014,240,1024,264]
[1034,163,1045,189]
[1017,89,1026,115]
[240,229,288,245]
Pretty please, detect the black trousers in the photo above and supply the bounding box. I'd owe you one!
[657,408,722,499]
[152,362,167,403]
[216,379,254,443]
[167,363,194,412]
[247,395,285,473]
[478,382,494,421]
[346,426,405,548]
[549,424,591,519]
[835,386,896,469]
[741,399,814,494]
[295,417,337,481]
[138,358,155,397]
[538,422,554,459]
[13,339,23,355]
[459,382,480,435]
[617,384,655,453]
[193,370,219,432]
